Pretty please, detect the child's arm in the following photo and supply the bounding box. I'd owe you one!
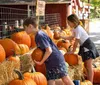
[71,38,79,53]
[34,47,52,65]
[61,35,74,40]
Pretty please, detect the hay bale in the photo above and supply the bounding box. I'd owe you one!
[68,62,83,81]
[20,49,35,73]
[0,60,20,85]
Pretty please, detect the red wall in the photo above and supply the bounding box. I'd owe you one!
[45,4,67,27]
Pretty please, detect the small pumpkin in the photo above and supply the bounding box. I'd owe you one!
[45,25,53,39]
[24,66,47,85]
[53,30,60,40]
[11,31,31,47]
[31,48,46,75]
[8,50,20,62]
[0,44,6,62]
[0,38,21,57]
[18,44,29,55]
[81,77,92,85]
[64,53,80,65]
[81,80,92,85]
[9,70,36,85]
[57,40,71,50]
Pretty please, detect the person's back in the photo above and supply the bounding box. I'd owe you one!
[35,30,65,68]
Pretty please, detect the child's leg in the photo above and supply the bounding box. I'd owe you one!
[48,80,56,85]
[84,58,94,83]
[61,75,74,85]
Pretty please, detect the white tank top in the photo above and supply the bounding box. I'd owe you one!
[73,25,89,45]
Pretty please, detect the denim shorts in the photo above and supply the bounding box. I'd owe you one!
[46,62,68,80]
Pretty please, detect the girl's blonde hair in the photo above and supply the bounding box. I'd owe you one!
[67,14,83,27]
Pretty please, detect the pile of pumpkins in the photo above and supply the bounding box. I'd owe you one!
[0,25,100,85]
[0,31,35,63]
[9,69,47,85]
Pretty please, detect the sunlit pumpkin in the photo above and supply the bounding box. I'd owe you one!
[18,44,29,55]
[31,48,46,75]
[64,53,79,65]
[80,80,92,85]
[11,31,31,47]
[81,76,92,85]
[53,30,60,40]
[0,38,20,57]
[29,33,36,48]
[57,40,71,50]
[8,70,36,85]
[24,71,47,85]
[0,44,6,62]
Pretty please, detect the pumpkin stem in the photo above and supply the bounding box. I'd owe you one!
[14,69,24,80]
[29,64,36,73]
[92,63,97,68]
[67,45,72,52]
[11,49,16,56]
[81,76,85,82]
[62,40,66,43]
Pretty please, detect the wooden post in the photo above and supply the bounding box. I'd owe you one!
[36,0,40,27]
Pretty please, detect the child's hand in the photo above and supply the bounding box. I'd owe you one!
[34,60,43,65]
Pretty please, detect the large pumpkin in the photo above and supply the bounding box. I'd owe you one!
[64,53,79,65]
[0,44,6,62]
[29,33,36,48]
[9,70,36,85]
[31,48,46,75]
[24,72,47,85]
[57,40,71,50]
[0,38,21,57]
[18,44,29,55]
[11,31,31,47]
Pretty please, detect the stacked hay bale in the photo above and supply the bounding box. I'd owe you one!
[0,60,20,85]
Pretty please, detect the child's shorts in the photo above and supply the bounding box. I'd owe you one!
[46,62,68,80]
[82,51,94,62]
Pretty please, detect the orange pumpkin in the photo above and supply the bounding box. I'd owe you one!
[45,25,53,39]
[93,67,100,84]
[8,50,20,62]
[0,44,6,62]
[57,40,71,50]
[29,33,36,48]
[11,31,31,47]
[31,48,46,75]
[24,72,47,85]
[0,38,20,57]
[9,70,36,85]
[18,44,29,55]
[64,53,79,65]
[53,30,60,40]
